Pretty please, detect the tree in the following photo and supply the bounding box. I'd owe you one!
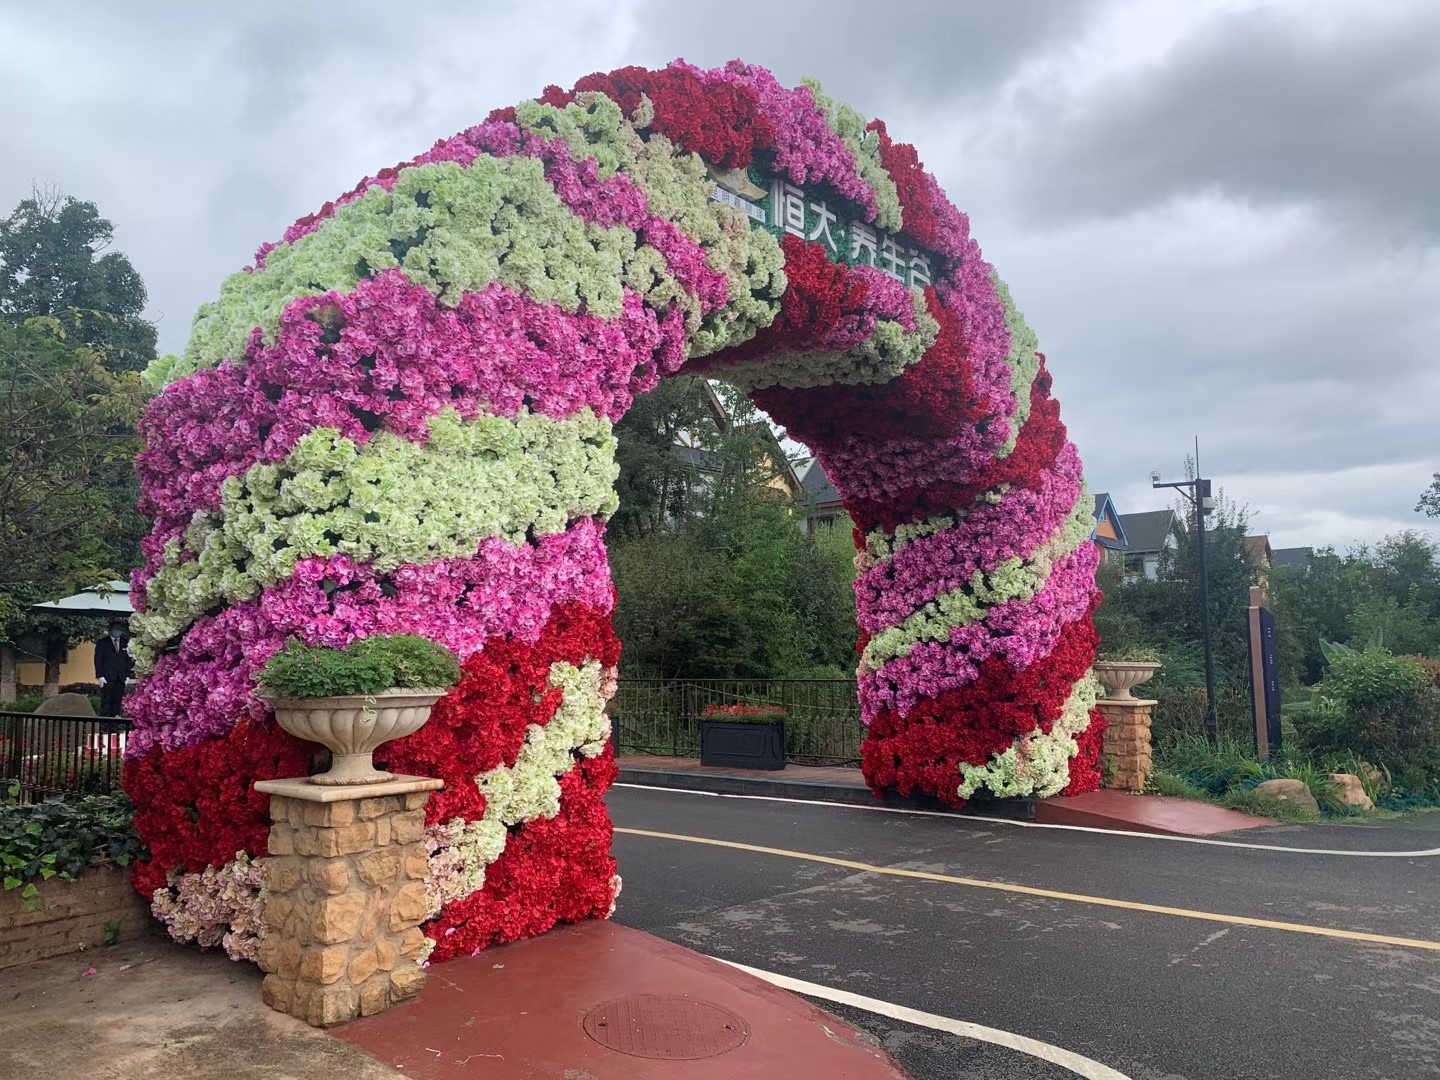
[1417,473,1440,518]
[0,317,145,647]
[1157,487,1257,685]
[609,376,715,541]
[0,187,157,375]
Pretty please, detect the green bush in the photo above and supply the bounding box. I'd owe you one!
[259,636,461,699]
[1098,645,1162,663]
[0,793,144,905]
[1323,650,1425,710]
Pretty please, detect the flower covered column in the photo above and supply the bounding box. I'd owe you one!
[125,61,1102,966]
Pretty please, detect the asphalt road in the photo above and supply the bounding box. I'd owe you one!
[608,785,1440,1080]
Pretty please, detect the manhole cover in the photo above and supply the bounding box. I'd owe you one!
[582,994,749,1059]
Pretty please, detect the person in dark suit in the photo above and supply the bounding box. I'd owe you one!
[94,619,134,718]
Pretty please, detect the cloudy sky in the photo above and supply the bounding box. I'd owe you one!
[4,0,1437,549]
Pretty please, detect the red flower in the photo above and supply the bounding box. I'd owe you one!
[379,602,621,825]
[423,752,618,962]
[861,601,1101,807]
[845,357,1069,534]
[124,717,311,897]
[752,286,985,446]
[702,703,787,719]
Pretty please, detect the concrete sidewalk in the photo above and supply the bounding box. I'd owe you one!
[0,933,400,1080]
[336,920,908,1078]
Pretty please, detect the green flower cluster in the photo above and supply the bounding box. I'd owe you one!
[994,273,1041,446]
[170,158,662,386]
[719,291,939,392]
[804,78,904,232]
[859,493,1095,671]
[134,408,617,662]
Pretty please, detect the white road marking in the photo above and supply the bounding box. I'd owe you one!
[714,958,1134,1080]
[613,783,1440,858]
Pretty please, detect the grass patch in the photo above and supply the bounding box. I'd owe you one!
[1148,770,1324,822]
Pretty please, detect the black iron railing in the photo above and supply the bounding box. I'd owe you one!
[610,679,863,767]
[0,712,132,803]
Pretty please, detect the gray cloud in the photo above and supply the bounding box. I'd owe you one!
[1011,4,1440,236]
[629,0,1102,113]
[1,0,1435,549]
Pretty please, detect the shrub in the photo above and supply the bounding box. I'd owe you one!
[259,635,461,699]
[1323,650,1425,711]
[1098,646,1162,663]
[0,793,144,906]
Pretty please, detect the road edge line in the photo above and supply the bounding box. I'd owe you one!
[713,958,1133,1080]
[613,783,1440,858]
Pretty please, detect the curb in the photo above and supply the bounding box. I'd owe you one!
[616,765,1037,821]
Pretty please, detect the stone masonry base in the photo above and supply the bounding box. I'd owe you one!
[254,776,441,1027]
[1099,698,1155,793]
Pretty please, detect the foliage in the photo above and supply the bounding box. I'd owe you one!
[1097,645,1162,663]
[609,380,858,680]
[1271,533,1440,687]
[1417,473,1440,519]
[1094,484,1257,691]
[0,793,143,904]
[610,376,716,541]
[0,187,158,375]
[258,635,461,699]
[611,488,858,678]
[0,317,146,644]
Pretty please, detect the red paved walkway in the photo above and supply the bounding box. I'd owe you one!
[334,920,906,1078]
[1036,789,1273,836]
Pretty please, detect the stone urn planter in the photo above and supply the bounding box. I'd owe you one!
[1093,661,1161,701]
[260,688,445,785]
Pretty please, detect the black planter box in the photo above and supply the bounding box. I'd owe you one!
[700,719,786,771]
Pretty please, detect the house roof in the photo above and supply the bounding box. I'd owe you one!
[801,461,843,509]
[1245,535,1273,567]
[1117,510,1175,555]
[1272,546,1312,569]
[28,581,134,619]
[1089,492,1130,549]
[671,443,722,472]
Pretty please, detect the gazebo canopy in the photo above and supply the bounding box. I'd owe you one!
[28,581,134,619]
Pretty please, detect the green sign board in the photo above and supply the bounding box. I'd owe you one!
[709,168,937,290]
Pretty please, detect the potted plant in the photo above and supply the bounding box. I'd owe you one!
[699,703,787,771]
[1093,646,1163,700]
[257,635,460,785]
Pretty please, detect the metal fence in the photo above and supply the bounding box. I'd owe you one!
[0,712,132,803]
[610,679,863,767]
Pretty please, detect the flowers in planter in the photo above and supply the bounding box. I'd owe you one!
[125,60,1098,964]
[701,703,788,722]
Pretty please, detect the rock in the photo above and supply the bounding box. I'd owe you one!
[1328,773,1374,811]
[1253,778,1320,813]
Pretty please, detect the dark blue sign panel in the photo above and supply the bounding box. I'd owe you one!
[1248,607,1283,754]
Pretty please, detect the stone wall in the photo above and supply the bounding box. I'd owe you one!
[1100,698,1155,793]
[0,866,152,971]
[257,790,432,1027]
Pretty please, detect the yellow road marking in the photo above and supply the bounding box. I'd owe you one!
[615,827,1440,953]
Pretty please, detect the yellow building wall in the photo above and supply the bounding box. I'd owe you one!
[15,642,98,688]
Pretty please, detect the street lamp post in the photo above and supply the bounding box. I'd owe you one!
[1152,472,1219,745]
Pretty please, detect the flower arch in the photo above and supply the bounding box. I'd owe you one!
[124,61,1103,964]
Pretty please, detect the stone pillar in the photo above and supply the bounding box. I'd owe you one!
[1099,698,1155,793]
[253,776,440,1028]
